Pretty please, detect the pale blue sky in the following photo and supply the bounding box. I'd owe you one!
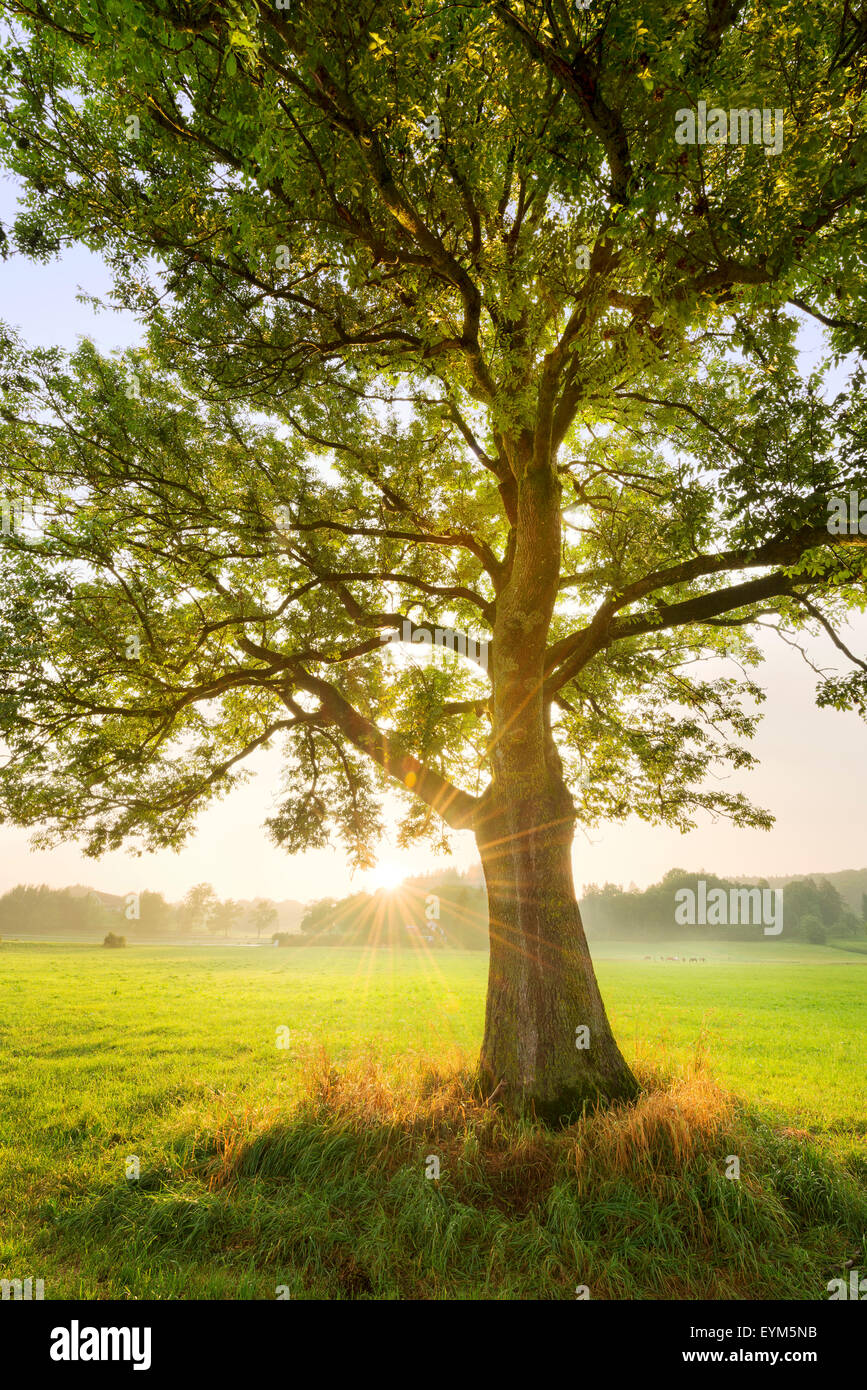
[1,174,865,903]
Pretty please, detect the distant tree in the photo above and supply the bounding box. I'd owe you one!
[103,931,126,948]
[815,878,845,928]
[784,880,822,938]
[802,914,827,945]
[836,910,861,939]
[178,883,218,935]
[209,899,242,938]
[249,899,278,940]
[300,899,339,937]
[133,890,174,937]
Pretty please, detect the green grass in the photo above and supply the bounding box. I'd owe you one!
[0,941,864,1299]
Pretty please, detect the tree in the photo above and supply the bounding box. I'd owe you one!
[300,898,340,938]
[783,877,845,937]
[249,898,278,939]
[801,914,827,945]
[209,899,242,938]
[814,877,845,928]
[0,1,866,1115]
[135,889,174,937]
[178,883,218,936]
[837,910,860,938]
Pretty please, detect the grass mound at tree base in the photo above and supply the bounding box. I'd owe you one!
[66,1053,858,1300]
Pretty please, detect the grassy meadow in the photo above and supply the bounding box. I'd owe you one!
[0,938,865,1300]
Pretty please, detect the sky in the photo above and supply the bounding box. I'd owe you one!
[1,175,865,905]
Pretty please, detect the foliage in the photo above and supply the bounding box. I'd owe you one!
[178,883,218,935]
[0,884,111,937]
[581,870,857,941]
[0,0,863,868]
[801,913,827,945]
[208,898,243,936]
[134,889,174,936]
[249,898,278,937]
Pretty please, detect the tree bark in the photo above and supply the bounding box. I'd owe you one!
[474,766,640,1121]
[474,449,639,1120]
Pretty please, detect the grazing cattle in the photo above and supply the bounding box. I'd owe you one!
[643,955,652,960]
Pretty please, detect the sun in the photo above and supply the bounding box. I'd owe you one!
[369,861,406,893]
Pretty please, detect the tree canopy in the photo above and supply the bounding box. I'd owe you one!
[0,0,865,862]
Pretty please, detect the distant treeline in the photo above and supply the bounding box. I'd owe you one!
[3,868,864,947]
[581,870,867,942]
[0,883,286,938]
[285,867,866,948]
[291,869,867,948]
[0,885,114,937]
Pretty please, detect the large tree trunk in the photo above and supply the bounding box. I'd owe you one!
[474,447,639,1120]
[475,765,639,1121]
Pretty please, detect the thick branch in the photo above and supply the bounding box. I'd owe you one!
[289,669,478,830]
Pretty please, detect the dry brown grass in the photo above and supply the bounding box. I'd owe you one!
[571,1071,739,1190]
[206,1047,743,1203]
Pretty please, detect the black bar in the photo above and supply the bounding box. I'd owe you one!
[2,1298,859,1377]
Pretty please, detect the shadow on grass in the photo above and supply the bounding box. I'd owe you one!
[37,1053,867,1300]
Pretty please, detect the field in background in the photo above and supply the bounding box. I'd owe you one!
[1,941,864,1298]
